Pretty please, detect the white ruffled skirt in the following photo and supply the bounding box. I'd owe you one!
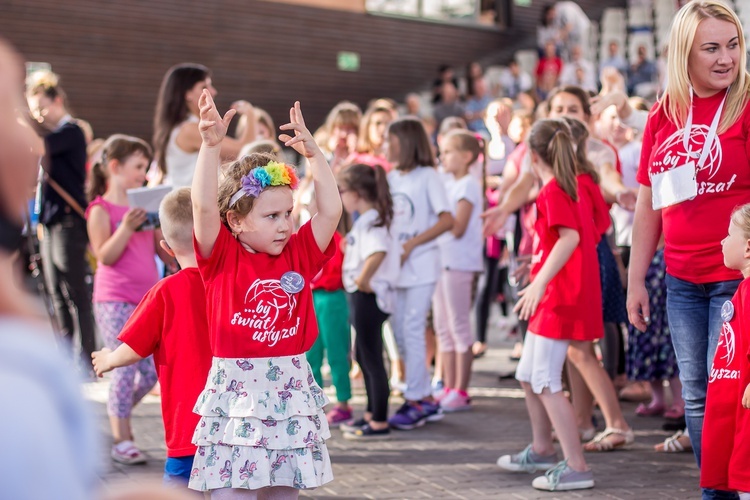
[188,354,333,491]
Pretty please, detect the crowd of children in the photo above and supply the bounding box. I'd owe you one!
[14,2,750,497]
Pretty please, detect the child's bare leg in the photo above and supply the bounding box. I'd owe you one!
[109,416,133,443]
[567,361,595,432]
[538,388,588,471]
[260,486,300,500]
[440,351,456,390]
[568,341,631,443]
[520,381,555,456]
[455,350,473,392]
[211,488,260,499]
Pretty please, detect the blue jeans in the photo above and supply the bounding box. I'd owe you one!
[665,274,740,500]
[163,455,194,488]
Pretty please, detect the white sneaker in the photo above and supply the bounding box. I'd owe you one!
[111,440,147,465]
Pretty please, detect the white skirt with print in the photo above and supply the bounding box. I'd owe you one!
[188,354,333,491]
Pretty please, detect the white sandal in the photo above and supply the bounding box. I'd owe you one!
[584,427,635,452]
[655,430,692,453]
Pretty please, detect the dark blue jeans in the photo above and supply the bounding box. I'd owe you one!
[665,274,740,500]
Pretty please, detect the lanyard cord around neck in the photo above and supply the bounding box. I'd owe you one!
[683,87,729,171]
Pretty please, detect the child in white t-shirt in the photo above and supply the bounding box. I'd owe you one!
[434,130,484,412]
[386,117,454,430]
[338,163,401,439]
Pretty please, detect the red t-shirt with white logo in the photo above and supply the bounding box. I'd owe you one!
[528,179,603,341]
[195,221,334,358]
[118,268,212,457]
[702,277,750,491]
[637,93,750,283]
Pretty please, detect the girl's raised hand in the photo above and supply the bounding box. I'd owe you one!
[279,101,321,159]
[198,89,236,147]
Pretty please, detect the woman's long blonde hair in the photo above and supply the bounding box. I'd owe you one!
[662,0,750,134]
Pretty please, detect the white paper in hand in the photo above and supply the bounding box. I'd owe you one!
[126,185,172,230]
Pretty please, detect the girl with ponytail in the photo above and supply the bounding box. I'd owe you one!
[85,134,171,465]
[337,163,400,439]
[496,119,600,492]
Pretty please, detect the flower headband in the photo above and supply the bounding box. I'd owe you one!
[229,161,300,207]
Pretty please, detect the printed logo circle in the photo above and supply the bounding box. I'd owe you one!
[280,271,305,294]
[721,300,734,323]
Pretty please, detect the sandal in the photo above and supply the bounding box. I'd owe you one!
[635,402,665,417]
[654,430,692,453]
[583,427,635,452]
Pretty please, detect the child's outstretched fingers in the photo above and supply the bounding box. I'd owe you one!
[198,89,235,147]
[279,101,319,158]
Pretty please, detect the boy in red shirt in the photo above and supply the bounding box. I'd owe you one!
[92,187,212,488]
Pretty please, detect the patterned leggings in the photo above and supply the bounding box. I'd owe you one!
[94,302,157,418]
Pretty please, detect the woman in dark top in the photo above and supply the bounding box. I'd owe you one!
[26,70,96,377]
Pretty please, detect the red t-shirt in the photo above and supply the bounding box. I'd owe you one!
[195,221,334,358]
[701,277,750,491]
[117,268,212,458]
[637,93,750,283]
[535,57,563,79]
[528,179,603,341]
[311,232,344,292]
[577,173,611,239]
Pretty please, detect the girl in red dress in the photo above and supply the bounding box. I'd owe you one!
[702,204,750,495]
[496,119,599,491]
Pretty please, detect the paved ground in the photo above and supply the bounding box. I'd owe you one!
[89,327,700,500]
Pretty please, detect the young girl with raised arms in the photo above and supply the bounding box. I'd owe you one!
[495,119,598,491]
[386,117,454,430]
[86,134,171,465]
[701,204,750,495]
[190,91,340,497]
[433,130,484,412]
[337,163,400,439]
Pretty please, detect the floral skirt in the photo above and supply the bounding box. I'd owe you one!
[626,250,678,381]
[188,354,333,491]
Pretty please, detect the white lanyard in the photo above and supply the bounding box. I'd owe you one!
[682,87,729,171]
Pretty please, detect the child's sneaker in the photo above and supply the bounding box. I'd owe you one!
[339,417,368,433]
[111,440,147,465]
[343,423,391,440]
[439,390,471,412]
[326,405,353,428]
[419,399,444,422]
[432,379,447,400]
[496,444,559,472]
[531,460,594,491]
[388,402,427,430]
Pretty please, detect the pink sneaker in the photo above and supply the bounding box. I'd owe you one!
[111,440,146,465]
[439,390,471,412]
[326,406,353,427]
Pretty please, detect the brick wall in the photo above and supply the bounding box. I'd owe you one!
[3,0,623,143]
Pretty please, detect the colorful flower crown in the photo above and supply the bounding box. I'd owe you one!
[229,160,299,206]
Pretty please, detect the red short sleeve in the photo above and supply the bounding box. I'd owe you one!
[541,184,578,231]
[117,285,165,358]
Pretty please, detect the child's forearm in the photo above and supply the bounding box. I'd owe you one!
[409,211,454,248]
[358,252,386,284]
[192,144,222,257]
[532,228,579,288]
[104,344,144,373]
[310,151,342,225]
[95,224,135,266]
